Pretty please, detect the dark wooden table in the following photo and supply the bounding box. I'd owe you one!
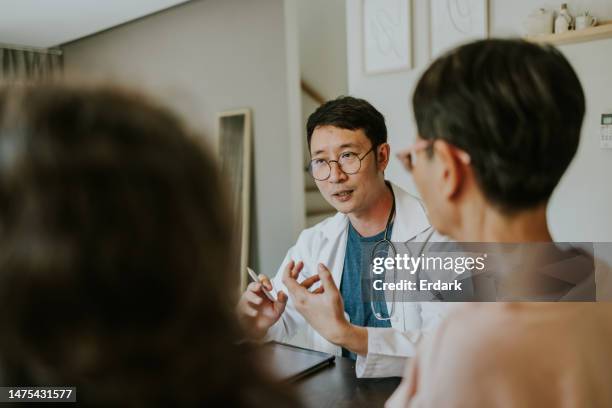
[295,356,401,408]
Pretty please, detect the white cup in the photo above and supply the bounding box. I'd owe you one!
[575,15,597,30]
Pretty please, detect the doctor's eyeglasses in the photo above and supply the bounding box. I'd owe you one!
[307,147,374,181]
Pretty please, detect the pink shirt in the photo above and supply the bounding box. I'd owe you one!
[387,302,612,407]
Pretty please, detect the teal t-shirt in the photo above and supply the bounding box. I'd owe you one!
[339,222,392,359]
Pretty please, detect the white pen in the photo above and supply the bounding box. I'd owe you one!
[247,267,276,302]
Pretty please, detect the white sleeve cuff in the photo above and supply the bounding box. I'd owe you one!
[355,327,420,378]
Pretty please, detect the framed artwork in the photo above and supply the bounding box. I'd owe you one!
[363,0,412,74]
[217,109,252,292]
[430,0,488,59]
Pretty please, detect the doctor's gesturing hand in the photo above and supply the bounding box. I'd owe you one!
[236,272,288,340]
[283,261,368,356]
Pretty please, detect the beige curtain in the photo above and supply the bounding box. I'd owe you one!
[1,47,62,84]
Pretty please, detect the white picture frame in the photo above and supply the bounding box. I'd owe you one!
[363,0,412,74]
[217,109,252,292]
[430,0,489,59]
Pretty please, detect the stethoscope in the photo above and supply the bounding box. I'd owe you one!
[369,192,437,320]
[369,190,397,321]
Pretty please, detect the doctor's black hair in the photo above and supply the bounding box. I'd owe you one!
[306,96,387,152]
[413,39,585,213]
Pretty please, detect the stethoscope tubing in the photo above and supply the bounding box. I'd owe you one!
[370,224,436,320]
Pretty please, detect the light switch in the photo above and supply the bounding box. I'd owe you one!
[601,114,612,149]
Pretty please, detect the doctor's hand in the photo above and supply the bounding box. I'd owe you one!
[283,262,368,355]
[236,274,288,340]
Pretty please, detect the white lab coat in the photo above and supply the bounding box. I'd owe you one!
[265,182,454,378]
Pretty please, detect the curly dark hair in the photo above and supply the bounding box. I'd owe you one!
[0,85,297,407]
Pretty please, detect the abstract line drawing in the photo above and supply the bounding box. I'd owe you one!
[447,0,474,34]
[431,0,488,59]
[363,0,412,74]
[371,7,403,59]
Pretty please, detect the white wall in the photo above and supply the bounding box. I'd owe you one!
[298,0,348,162]
[298,0,348,101]
[63,0,305,274]
[347,0,612,241]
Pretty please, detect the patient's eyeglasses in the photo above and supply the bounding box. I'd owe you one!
[396,140,433,172]
[396,139,470,172]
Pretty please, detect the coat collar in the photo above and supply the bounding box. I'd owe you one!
[320,182,431,242]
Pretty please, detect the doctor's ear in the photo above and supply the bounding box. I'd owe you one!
[376,143,390,172]
[432,140,468,200]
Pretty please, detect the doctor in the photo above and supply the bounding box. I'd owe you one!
[237,96,449,378]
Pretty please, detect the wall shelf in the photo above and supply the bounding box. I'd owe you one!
[525,21,612,45]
